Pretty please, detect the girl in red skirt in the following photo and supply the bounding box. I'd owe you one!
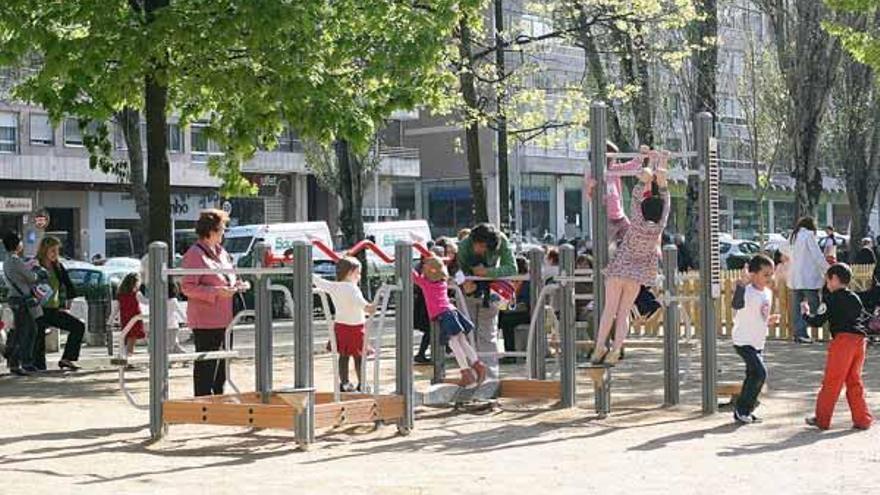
[116,272,147,356]
[313,257,375,392]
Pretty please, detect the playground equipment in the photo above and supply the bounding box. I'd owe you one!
[421,246,579,409]
[588,102,721,414]
[144,240,416,446]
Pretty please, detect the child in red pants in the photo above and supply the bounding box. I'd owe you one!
[801,263,874,430]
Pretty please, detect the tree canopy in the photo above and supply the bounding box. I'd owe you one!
[0,0,479,243]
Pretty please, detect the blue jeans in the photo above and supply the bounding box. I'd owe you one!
[790,289,819,339]
[6,305,37,369]
[734,345,767,416]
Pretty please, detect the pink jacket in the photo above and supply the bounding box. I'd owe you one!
[606,157,645,220]
[181,242,237,330]
[412,272,456,320]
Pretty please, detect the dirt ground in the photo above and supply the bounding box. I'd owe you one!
[2,340,879,495]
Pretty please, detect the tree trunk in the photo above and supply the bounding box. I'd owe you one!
[117,107,150,231]
[335,140,369,293]
[144,0,171,255]
[458,17,489,224]
[760,0,841,218]
[615,28,653,146]
[685,0,717,267]
[579,24,628,148]
[494,0,510,232]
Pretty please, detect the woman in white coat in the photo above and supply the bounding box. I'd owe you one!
[788,217,829,344]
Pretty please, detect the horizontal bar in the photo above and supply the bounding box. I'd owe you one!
[463,275,530,282]
[165,267,294,277]
[606,151,698,159]
[604,168,702,178]
[111,350,240,366]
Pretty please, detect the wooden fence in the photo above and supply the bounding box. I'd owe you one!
[626,264,874,342]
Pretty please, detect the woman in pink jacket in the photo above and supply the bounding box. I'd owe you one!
[181,209,248,396]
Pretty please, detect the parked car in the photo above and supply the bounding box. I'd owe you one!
[721,239,761,269]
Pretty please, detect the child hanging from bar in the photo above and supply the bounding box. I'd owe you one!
[587,143,654,245]
[312,257,375,393]
[413,255,488,389]
[590,159,671,365]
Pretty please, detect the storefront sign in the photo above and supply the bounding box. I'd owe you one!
[0,197,33,213]
[362,207,399,218]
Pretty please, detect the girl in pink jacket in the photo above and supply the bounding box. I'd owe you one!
[413,256,487,389]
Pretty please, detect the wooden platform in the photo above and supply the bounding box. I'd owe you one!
[498,379,561,400]
[163,391,405,431]
[314,392,405,429]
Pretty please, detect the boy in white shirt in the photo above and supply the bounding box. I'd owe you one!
[731,254,780,424]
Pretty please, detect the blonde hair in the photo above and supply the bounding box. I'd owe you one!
[421,256,449,282]
[336,256,362,282]
[37,236,62,266]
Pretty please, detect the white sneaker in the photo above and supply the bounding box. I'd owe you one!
[604,348,622,365]
[590,346,608,365]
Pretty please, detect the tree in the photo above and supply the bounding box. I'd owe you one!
[757,0,844,218]
[823,6,880,258]
[0,0,479,252]
[737,32,789,243]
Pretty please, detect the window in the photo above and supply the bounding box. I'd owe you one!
[167,123,183,153]
[191,122,222,162]
[0,112,18,153]
[29,114,53,146]
[113,122,128,150]
[276,126,300,152]
[63,118,99,147]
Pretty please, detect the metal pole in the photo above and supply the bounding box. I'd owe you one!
[148,242,169,441]
[590,102,608,353]
[431,319,444,384]
[528,248,545,379]
[254,242,272,403]
[293,241,314,445]
[663,245,680,406]
[559,244,576,408]
[395,241,414,434]
[696,112,718,414]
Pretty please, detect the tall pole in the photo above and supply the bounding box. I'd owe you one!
[494,0,511,232]
[559,244,576,408]
[148,241,169,441]
[663,245,680,406]
[696,112,719,414]
[254,242,272,403]
[395,241,414,434]
[528,248,545,379]
[589,102,608,348]
[293,241,314,445]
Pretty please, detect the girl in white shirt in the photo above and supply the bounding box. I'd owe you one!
[788,217,829,344]
[313,257,375,392]
[167,282,187,354]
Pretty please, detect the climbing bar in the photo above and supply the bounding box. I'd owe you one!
[606,151,698,159]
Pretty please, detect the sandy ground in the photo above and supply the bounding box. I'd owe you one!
[2,339,879,495]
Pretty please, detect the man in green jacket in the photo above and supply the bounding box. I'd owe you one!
[456,223,517,378]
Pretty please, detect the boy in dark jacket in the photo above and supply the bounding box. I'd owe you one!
[801,263,874,430]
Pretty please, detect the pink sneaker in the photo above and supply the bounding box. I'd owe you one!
[458,369,478,389]
[471,361,488,385]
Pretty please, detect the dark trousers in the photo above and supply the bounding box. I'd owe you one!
[6,305,37,369]
[193,329,231,396]
[734,345,767,416]
[33,308,85,370]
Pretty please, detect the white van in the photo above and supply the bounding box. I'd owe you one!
[364,220,432,266]
[223,222,334,265]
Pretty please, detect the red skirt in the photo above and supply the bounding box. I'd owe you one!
[334,322,365,357]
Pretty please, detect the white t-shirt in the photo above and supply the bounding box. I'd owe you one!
[732,285,772,350]
[312,276,369,325]
[167,298,187,330]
